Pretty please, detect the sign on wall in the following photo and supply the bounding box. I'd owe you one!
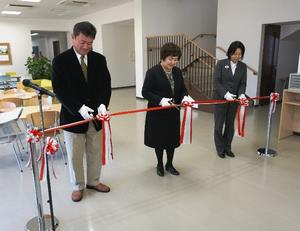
[0,43,12,65]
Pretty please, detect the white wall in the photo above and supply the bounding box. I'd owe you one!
[134,0,218,97]
[216,0,300,97]
[102,20,135,88]
[0,18,71,78]
[70,2,135,54]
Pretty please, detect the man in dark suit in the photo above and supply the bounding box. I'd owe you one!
[52,21,111,202]
[213,41,247,158]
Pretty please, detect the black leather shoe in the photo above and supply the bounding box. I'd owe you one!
[165,165,180,175]
[217,152,225,158]
[226,151,235,158]
[156,165,164,177]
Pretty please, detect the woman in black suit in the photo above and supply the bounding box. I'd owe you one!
[213,41,247,158]
[142,42,191,177]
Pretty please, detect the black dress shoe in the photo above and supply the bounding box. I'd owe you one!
[226,151,235,157]
[156,165,164,177]
[217,152,225,158]
[165,165,180,175]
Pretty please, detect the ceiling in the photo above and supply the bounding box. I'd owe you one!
[0,0,132,19]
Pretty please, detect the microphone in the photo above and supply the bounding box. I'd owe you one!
[22,79,56,97]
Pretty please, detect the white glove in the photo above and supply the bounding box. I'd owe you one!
[238,94,246,99]
[160,97,173,106]
[182,95,198,108]
[181,95,191,103]
[224,91,237,101]
[97,104,107,115]
[78,104,94,120]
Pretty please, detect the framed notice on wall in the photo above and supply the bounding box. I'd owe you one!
[0,43,12,65]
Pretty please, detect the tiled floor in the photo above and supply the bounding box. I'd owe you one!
[1,88,300,231]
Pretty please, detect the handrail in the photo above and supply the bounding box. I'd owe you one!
[146,33,217,62]
[191,33,216,41]
[216,46,258,75]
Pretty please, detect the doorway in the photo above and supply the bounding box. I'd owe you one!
[259,24,281,105]
[102,19,135,88]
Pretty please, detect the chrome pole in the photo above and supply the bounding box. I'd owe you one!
[257,97,277,157]
[25,143,45,231]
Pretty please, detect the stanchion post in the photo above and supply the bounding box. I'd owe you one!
[257,95,277,157]
[25,143,46,231]
[25,93,59,231]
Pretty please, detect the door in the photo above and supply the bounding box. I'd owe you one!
[259,24,280,105]
[53,41,60,57]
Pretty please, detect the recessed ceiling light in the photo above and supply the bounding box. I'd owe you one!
[19,0,41,2]
[31,33,39,36]
[1,11,22,15]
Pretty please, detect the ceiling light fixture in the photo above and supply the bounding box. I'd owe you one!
[1,10,22,15]
[19,0,41,2]
[31,33,39,36]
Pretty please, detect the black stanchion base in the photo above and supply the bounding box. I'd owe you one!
[257,148,277,157]
[25,215,59,231]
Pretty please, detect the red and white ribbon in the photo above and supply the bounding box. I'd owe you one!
[26,128,43,143]
[270,92,280,113]
[26,128,43,167]
[96,114,114,166]
[180,101,193,144]
[237,98,249,137]
[39,137,59,181]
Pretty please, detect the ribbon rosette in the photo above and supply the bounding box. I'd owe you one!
[270,92,280,113]
[180,101,193,144]
[26,128,43,168]
[96,113,114,166]
[237,98,249,137]
[26,128,43,143]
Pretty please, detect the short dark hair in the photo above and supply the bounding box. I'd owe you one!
[73,21,97,39]
[226,41,245,59]
[160,42,182,60]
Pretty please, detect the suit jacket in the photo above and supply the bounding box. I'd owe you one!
[213,58,247,99]
[142,64,188,148]
[52,47,111,133]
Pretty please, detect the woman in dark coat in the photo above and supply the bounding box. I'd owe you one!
[142,42,191,177]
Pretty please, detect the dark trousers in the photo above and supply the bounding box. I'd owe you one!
[214,102,238,154]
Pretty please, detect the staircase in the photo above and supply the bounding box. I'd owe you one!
[146,34,217,112]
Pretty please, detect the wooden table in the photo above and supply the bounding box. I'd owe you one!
[19,104,61,119]
[0,92,36,100]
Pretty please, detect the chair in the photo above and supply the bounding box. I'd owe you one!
[0,101,17,111]
[0,101,26,161]
[0,97,22,107]
[0,108,25,172]
[4,88,26,94]
[26,111,67,164]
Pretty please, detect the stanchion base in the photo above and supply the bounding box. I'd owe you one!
[257,148,277,157]
[25,214,59,231]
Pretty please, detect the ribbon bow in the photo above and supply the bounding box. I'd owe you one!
[270,92,280,113]
[96,113,111,121]
[180,101,193,144]
[45,137,59,155]
[40,137,59,181]
[181,101,193,107]
[26,128,43,143]
[96,113,113,165]
[270,92,279,102]
[237,98,249,137]
[239,98,249,106]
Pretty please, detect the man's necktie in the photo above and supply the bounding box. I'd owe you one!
[80,55,87,81]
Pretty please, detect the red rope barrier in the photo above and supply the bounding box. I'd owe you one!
[44,95,272,134]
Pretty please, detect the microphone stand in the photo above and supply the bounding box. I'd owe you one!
[25,91,59,231]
